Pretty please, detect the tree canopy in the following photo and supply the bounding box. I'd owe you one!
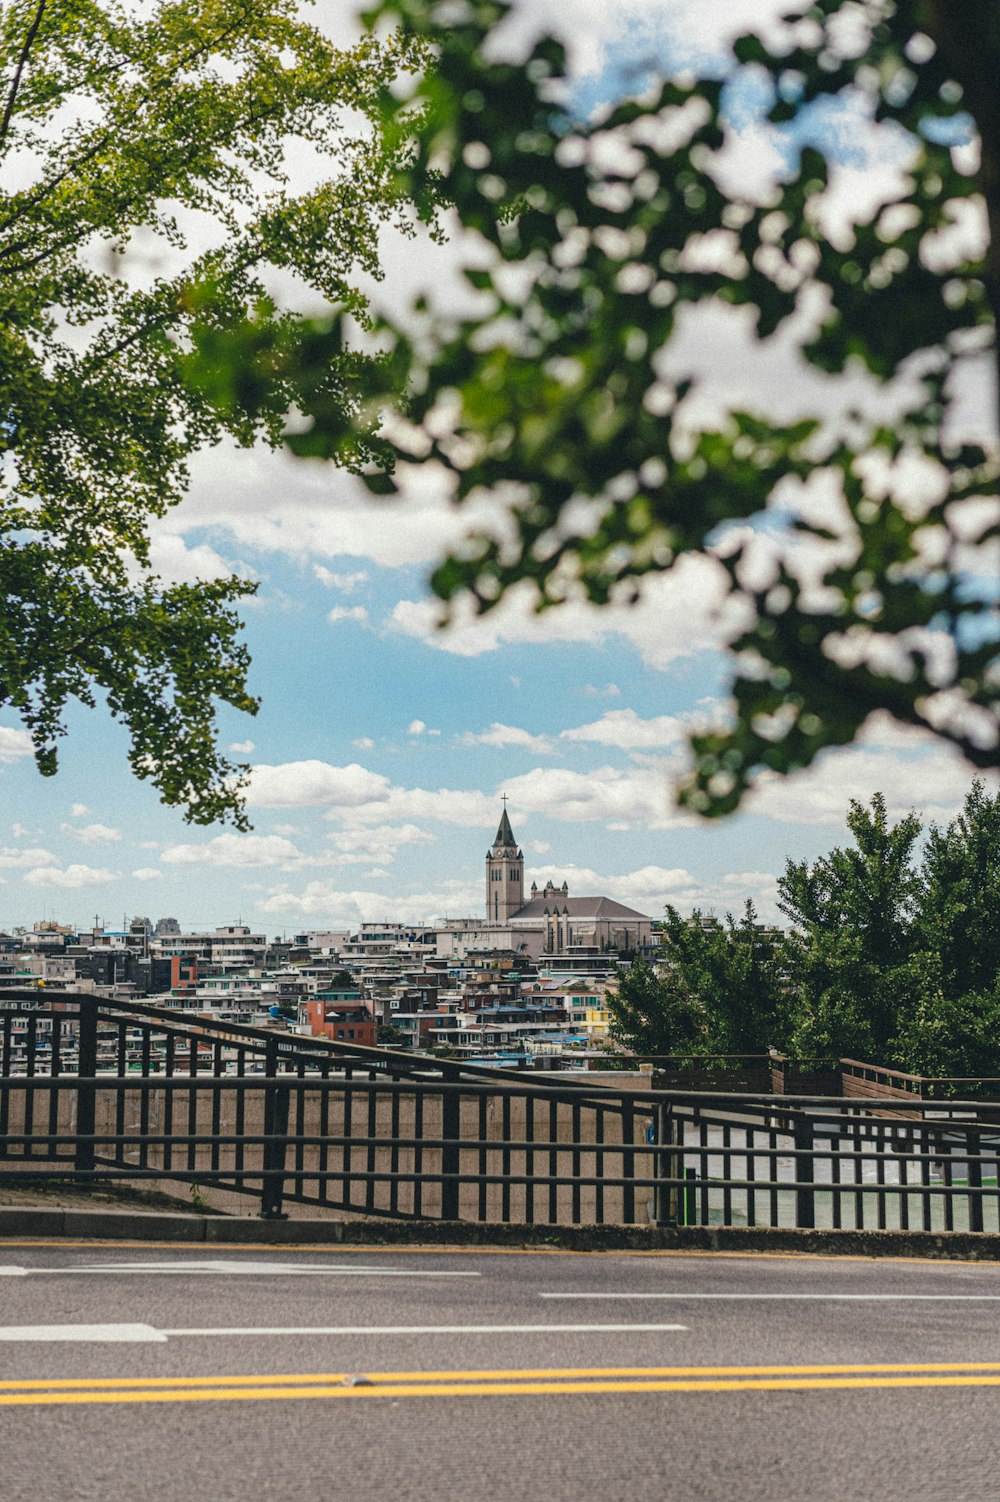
[295,0,999,815]
[0,0,428,824]
[609,783,1000,1080]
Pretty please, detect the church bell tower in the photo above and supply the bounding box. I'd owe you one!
[486,800,524,924]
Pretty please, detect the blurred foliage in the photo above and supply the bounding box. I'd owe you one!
[0,0,430,823]
[285,0,999,814]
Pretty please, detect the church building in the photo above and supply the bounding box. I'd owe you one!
[477,803,652,958]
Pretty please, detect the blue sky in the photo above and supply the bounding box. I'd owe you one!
[0,0,994,935]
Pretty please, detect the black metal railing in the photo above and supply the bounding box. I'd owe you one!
[2,993,1000,1233]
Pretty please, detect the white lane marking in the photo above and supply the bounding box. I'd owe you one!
[0,1267,28,1277]
[539,1293,1000,1302]
[162,1323,689,1337]
[0,1324,166,1343]
[3,1261,480,1279]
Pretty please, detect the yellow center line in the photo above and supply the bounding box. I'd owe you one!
[3,1362,1000,1405]
[6,1360,1000,1394]
[4,1373,1000,1406]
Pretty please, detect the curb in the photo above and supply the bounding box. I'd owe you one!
[2,1206,1000,1259]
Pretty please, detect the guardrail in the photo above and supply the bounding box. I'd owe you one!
[2,994,1000,1233]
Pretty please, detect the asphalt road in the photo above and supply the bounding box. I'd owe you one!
[1,1241,999,1502]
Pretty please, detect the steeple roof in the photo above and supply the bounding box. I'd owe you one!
[493,805,517,850]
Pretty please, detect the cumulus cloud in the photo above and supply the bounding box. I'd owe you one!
[59,821,122,845]
[248,760,391,810]
[255,877,482,923]
[314,566,368,591]
[562,709,686,752]
[746,721,1000,828]
[327,604,369,626]
[229,739,255,754]
[504,763,692,829]
[160,834,306,869]
[457,723,555,754]
[247,760,497,828]
[24,863,118,889]
[131,867,162,881]
[0,726,34,763]
[352,737,376,751]
[325,823,435,867]
[11,822,31,839]
[389,561,743,670]
[526,861,781,922]
[0,736,35,782]
[70,804,89,818]
[0,846,57,869]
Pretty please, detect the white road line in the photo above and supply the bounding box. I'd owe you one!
[0,1261,480,1279]
[0,1324,166,1343]
[538,1293,1000,1302]
[162,1323,689,1337]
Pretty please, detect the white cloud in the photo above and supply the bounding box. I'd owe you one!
[59,821,122,845]
[583,683,621,699]
[314,565,368,592]
[145,532,250,588]
[0,726,34,763]
[11,822,31,838]
[247,760,392,810]
[24,863,118,889]
[229,739,256,754]
[0,846,57,869]
[352,737,376,751]
[526,860,780,922]
[562,708,686,752]
[69,804,89,818]
[457,722,555,754]
[160,834,305,869]
[324,823,435,867]
[131,867,162,881]
[408,720,427,736]
[389,561,744,670]
[255,876,482,923]
[529,840,551,854]
[327,605,369,626]
[746,721,1000,828]
[504,763,691,829]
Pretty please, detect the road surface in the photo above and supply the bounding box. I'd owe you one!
[0,1240,998,1501]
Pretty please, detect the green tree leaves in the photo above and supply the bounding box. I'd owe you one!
[609,784,1000,1078]
[336,0,998,814]
[0,0,429,822]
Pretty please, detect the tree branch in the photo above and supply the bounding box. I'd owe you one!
[0,0,47,148]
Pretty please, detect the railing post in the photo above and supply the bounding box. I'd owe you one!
[74,996,98,1181]
[440,1084,461,1221]
[260,1039,290,1219]
[967,1129,984,1234]
[794,1113,815,1229]
[652,1104,675,1226]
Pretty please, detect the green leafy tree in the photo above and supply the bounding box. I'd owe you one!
[0,0,428,823]
[779,792,922,1059]
[609,903,789,1057]
[304,0,998,814]
[606,957,710,1057]
[895,780,1000,1077]
[915,779,1000,996]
